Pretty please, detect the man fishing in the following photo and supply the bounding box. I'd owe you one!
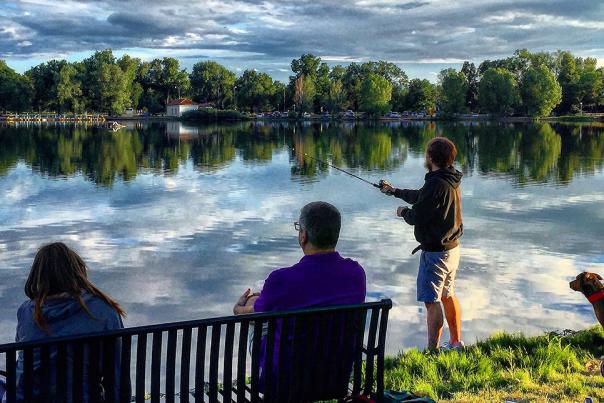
[380,137,464,351]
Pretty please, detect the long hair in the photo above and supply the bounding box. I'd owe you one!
[25,242,126,332]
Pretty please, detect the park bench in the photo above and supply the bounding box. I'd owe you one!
[0,299,391,403]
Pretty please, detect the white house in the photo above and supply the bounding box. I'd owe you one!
[166,98,199,117]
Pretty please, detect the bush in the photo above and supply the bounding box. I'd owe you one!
[181,108,243,122]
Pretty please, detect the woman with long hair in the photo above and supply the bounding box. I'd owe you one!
[13,242,127,402]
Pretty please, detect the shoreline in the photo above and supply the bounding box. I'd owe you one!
[2,114,602,124]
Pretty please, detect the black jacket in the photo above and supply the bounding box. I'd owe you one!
[394,166,463,252]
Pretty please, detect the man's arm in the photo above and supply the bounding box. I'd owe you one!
[400,180,443,226]
[393,188,421,204]
[380,181,421,204]
[233,289,260,315]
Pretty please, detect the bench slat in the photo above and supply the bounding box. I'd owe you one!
[72,341,84,402]
[151,331,163,403]
[353,308,367,395]
[40,344,52,399]
[121,334,133,402]
[194,326,207,403]
[56,343,68,402]
[23,347,33,402]
[180,327,192,403]
[236,320,249,403]
[377,306,390,401]
[223,322,235,399]
[6,349,16,403]
[166,329,177,403]
[136,333,148,403]
[364,307,380,395]
[209,325,221,401]
[249,320,263,403]
[263,318,276,402]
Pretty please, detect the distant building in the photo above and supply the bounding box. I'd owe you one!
[166,98,199,117]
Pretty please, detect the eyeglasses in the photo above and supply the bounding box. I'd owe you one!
[294,221,302,232]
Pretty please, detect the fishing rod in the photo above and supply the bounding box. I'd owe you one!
[303,153,386,189]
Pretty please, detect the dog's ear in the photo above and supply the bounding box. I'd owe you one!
[585,272,601,281]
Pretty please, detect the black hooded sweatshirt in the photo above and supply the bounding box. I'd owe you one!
[394,166,463,252]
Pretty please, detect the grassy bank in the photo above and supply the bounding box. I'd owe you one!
[384,326,604,402]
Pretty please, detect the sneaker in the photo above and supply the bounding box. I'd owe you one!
[441,341,465,351]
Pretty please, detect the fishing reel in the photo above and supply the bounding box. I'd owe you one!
[377,180,394,194]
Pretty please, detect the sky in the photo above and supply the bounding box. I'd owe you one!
[1,0,604,82]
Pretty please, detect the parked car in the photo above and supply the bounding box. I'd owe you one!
[302,112,311,119]
[385,112,401,118]
[321,112,331,119]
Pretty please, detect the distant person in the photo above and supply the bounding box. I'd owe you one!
[2,242,127,402]
[233,201,366,389]
[380,137,464,351]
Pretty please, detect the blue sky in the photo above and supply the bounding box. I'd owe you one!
[1,0,603,82]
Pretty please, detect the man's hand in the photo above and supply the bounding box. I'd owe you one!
[397,206,409,217]
[380,180,395,195]
[233,289,260,315]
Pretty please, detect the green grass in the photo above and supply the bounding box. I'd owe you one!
[384,326,604,402]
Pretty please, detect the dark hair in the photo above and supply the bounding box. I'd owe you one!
[299,201,341,249]
[427,137,457,168]
[25,242,126,332]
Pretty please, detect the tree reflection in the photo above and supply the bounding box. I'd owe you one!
[0,121,603,187]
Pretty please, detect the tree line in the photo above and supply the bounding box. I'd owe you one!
[0,49,603,117]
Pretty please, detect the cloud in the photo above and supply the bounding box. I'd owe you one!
[0,0,602,79]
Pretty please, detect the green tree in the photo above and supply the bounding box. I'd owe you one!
[478,68,520,115]
[235,70,275,112]
[293,74,316,113]
[291,54,321,78]
[576,61,602,111]
[520,65,562,117]
[556,51,580,114]
[56,64,83,112]
[461,61,478,110]
[342,63,365,111]
[324,79,347,113]
[190,61,236,108]
[405,79,437,113]
[438,68,468,114]
[271,81,287,112]
[118,55,143,109]
[155,58,190,103]
[137,61,163,113]
[25,60,66,111]
[0,60,32,112]
[315,62,331,112]
[360,73,392,116]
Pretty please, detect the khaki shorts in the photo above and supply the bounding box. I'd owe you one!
[417,246,460,302]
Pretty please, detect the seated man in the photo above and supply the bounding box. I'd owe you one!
[233,201,366,396]
[233,200,366,314]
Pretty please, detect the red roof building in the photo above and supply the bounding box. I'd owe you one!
[166,98,199,117]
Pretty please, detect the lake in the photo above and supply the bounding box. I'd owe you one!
[0,120,603,354]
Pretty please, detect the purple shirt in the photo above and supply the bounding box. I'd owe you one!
[254,251,366,312]
[253,251,366,389]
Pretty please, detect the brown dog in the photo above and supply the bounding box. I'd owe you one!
[570,272,604,328]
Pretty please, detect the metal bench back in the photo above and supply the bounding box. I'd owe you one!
[0,299,391,403]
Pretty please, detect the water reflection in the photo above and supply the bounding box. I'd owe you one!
[0,121,603,352]
[1,121,603,186]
